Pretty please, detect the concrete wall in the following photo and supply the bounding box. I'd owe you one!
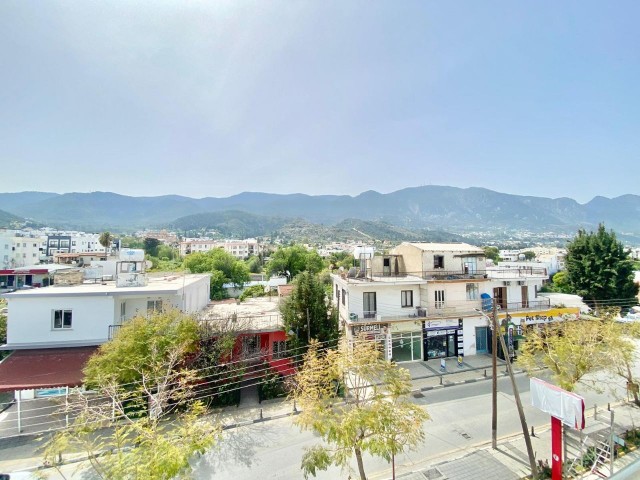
[8,295,115,345]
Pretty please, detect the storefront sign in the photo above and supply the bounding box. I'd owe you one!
[424,318,459,329]
[498,308,580,326]
[352,323,387,335]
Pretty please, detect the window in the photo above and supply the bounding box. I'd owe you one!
[242,335,260,356]
[434,255,445,269]
[147,300,163,313]
[49,240,58,246]
[434,290,445,309]
[120,302,126,320]
[401,290,413,307]
[466,283,479,300]
[363,292,377,318]
[60,240,70,248]
[273,340,287,359]
[335,284,339,299]
[53,309,72,329]
[342,288,346,306]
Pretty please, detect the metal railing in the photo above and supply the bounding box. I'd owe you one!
[108,324,122,339]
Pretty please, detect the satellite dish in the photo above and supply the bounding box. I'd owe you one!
[339,266,345,272]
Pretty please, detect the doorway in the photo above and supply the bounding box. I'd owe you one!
[476,326,488,354]
[493,287,507,309]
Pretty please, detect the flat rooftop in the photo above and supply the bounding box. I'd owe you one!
[200,297,283,332]
[3,273,210,298]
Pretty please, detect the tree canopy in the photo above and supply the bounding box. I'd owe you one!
[483,246,500,264]
[183,248,250,300]
[280,271,339,348]
[292,338,429,480]
[48,309,219,479]
[266,245,324,278]
[564,224,638,305]
[84,309,200,386]
[98,231,114,256]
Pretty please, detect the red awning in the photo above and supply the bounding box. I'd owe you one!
[0,347,98,392]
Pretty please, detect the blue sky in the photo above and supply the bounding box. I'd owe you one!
[1,1,638,203]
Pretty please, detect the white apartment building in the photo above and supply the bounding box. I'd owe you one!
[179,238,263,259]
[0,249,211,400]
[0,231,47,268]
[46,232,108,257]
[332,242,567,364]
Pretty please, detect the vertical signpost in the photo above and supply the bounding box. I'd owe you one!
[530,378,586,480]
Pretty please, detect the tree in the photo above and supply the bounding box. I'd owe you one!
[518,318,608,391]
[551,271,572,293]
[99,231,114,257]
[523,251,536,261]
[292,338,429,480]
[483,246,500,264]
[280,272,339,348]
[144,237,161,257]
[84,309,200,386]
[45,309,219,479]
[183,249,250,300]
[266,245,324,278]
[245,255,262,274]
[517,310,640,396]
[564,224,638,306]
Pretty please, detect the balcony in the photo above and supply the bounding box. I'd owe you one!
[422,269,488,281]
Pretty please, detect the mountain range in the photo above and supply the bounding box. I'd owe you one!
[0,187,639,237]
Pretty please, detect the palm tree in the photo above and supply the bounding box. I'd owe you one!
[99,231,114,258]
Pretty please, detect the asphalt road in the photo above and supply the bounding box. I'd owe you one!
[191,369,630,480]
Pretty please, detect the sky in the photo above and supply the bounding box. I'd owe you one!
[1,1,638,203]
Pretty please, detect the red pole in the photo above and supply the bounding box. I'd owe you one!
[551,416,563,480]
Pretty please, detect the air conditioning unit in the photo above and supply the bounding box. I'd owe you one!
[503,281,511,286]
[416,308,427,317]
[517,280,526,286]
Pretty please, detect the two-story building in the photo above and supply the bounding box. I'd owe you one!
[0,250,210,400]
[332,242,559,363]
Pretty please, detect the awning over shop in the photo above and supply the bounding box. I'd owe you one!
[0,347,97,392]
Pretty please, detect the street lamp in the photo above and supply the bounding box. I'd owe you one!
[474,306,538,477]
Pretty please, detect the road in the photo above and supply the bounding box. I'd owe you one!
[191,370,628,480]
[27,368,632,479]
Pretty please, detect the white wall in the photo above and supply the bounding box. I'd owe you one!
[7,295,115,346]
[342,283,422,320]
[462,316,490,356]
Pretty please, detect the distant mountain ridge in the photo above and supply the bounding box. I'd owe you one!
[0,187,639,234]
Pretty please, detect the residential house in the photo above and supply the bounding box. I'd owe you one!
[180,238,263,259]
[332,242,568,363]
[0,249,210,400]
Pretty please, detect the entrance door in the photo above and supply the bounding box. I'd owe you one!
[521,286,529,308]
[447,334,456,357]
[493,287,507,309]
[476,326,488,353]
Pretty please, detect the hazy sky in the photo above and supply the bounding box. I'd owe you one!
[1,1,638,203]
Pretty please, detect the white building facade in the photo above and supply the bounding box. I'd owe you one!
[179,239,263,259]
[332,242,558,363]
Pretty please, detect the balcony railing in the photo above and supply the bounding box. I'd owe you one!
[347,298,553,323]
[108,324,122,339]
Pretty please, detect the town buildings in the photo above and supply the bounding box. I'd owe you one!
[331,242,576,364]
[179,238,263,259]
[0,249,210,399]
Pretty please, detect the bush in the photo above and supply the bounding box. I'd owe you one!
[239,285,267,302]
[258,365,288,402]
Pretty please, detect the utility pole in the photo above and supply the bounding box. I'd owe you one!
[306,307,311,343]
[496,314,538,478]
[492,300,498,450]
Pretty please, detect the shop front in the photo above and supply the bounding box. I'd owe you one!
[423,318,464,361]
[388,321,422,362]
[352,322,389,358]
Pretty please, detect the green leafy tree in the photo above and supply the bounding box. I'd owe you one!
[483,246,500,264]
[183,249,250,300]
[551,271,572,293]
[565,224,638,306]
[45,309,219,479]
[99,231,114,257]
[327,251,355,270]
[523,251,536,261]
[266,245,324,278]
[280,272,338,348]
[84,309,200,386]
[292,338,429,480]
[245,255,263,274]
[144,237,161,257]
